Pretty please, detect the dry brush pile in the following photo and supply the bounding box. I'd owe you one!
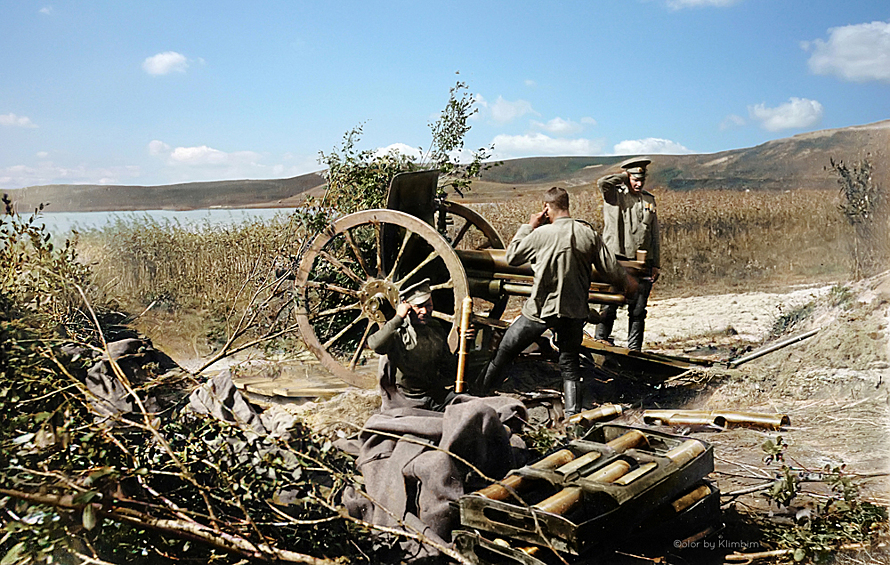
[0,204,416,565]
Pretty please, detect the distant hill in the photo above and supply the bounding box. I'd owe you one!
[6,173,327,214]
[5,120,889,212]
[470,120,890,201]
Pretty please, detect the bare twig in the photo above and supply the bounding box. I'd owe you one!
[0,488,339,565]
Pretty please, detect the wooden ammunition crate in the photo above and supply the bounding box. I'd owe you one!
[458,424,714,555]
[454,479,722,564]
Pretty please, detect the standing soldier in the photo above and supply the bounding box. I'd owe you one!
[594,157,660,351]
[477,187,637,416]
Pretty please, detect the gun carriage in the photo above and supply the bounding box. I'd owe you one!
[293,170,650,388]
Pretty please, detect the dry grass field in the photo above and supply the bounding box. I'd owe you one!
[463,187,865,296]
[73,185,887,364]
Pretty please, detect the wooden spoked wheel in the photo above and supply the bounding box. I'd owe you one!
[294,209,470,388]
[437,200,508,319]
[437,200,506,251]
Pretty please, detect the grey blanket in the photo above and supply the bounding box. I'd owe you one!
[340,394,528,557]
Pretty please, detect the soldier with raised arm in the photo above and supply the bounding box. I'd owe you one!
[477,187,637,416]
[367,279,461,411]
[594,157,660,351]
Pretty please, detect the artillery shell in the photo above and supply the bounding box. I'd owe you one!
[613,461,658,486]
[606,429,649,452]
[584,459,632,484]
[565,404,623,426]
[555,451,602,476]
[671,484,712,513]
[533,486,583,515]
[475,448,575,500]
[665,439,705,466]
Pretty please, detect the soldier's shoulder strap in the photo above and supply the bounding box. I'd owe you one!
[573,218,594,229]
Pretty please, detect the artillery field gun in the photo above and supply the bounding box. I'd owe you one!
[293,170,652,388]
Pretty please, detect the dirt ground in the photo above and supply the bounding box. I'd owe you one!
[288,271,890,562]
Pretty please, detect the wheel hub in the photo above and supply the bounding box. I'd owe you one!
[359,279,399,324]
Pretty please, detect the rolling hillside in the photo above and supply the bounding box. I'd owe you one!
[5,120,888,212]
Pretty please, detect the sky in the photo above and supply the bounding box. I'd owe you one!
[1,0,889,190]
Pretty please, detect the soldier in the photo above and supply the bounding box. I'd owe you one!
[477,187,637,416]
[367,278,462,412]
[594,157,661,351]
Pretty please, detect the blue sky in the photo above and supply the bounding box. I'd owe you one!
[1,0,889,189]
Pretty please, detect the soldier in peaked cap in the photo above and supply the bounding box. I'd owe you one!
[367,278,463,411]
[401,278,432,307]
[594,157,661,351]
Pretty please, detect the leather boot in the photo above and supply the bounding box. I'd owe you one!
[594,313,615,343]
[627,319,645,351]
[563,379,582,417]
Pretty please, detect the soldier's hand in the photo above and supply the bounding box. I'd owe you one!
[396,302,411,319]
[529,209,548,229]
[651,267,660,283]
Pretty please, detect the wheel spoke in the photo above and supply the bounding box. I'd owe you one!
[344,229,373,279]
[386,227,414,281]
[451,218,473,248]
[322,312,366,350]
[318,249,365,286]
[349,318,375,370]
[310,301,362,320]
[395,249,440,289]
[431,311,455,323]
[430,280,454,292]
[375,220,384,278]
[306,280,360,298]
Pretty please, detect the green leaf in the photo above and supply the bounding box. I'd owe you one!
[82,504,97,531]
[1,542,27,565]
[12,433,34,445]
[73,491,100,505]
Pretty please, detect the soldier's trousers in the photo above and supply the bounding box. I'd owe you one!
[478,314,584,394]
[595,278,653,351]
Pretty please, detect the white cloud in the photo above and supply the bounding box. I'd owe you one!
[374,143,423,160]
[1,144,322,189]
[803,21,890,83]
[0,162,142,189]
[748,97,824,131]
[0,113,38,128]
[149,140,260,166]
[531,117,586,136]
[491,133,605,158]
[475,95,536,124]
[612,138,693,155]
[720,114,746,130]
[39,6,54,15]
[172,146,260,167]
[524,79,537,88]
[666,0,741,9]
[148,139,171,156]
[146,140,321,182]
[142,51,189,75]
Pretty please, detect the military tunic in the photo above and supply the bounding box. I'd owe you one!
[598,172,660,269]
[367,314,456,403]
[506,216,628,323]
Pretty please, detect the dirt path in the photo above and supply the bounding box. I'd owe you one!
[610,283,834,347]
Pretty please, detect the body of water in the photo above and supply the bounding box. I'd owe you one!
[23,208,296,236]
